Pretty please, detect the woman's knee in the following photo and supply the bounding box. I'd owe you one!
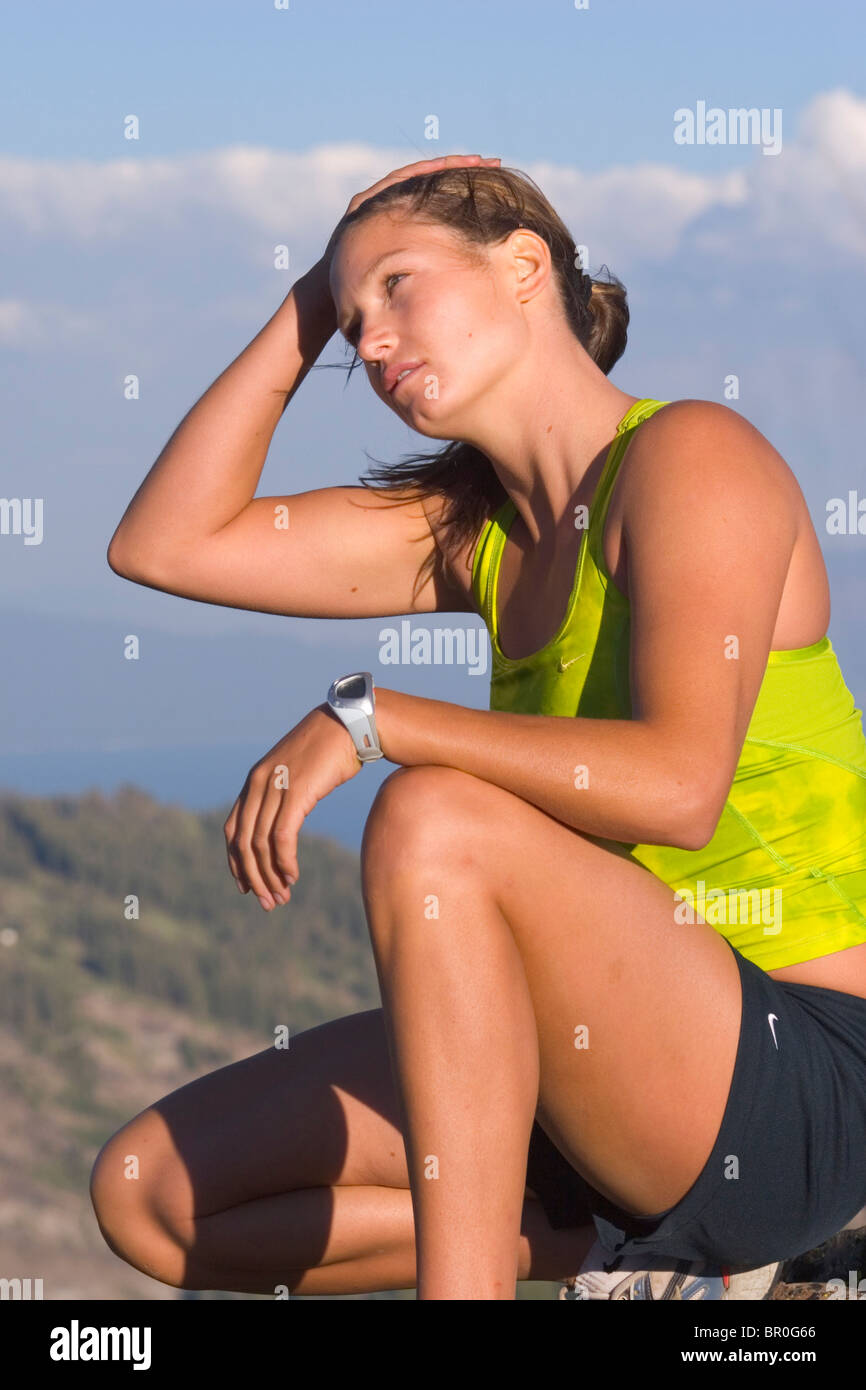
[361,765,489,883]
[89,1114,191,1288]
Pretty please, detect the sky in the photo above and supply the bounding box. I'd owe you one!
[1,0,865,852]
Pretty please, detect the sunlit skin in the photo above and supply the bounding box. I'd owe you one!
[322,210,866,1295]
[329,209,641,549]
[95,156,866,1302]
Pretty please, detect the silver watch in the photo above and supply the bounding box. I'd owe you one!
[326,671,384,764]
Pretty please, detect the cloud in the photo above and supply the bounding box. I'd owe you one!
[684,89,866,266]
[0,91,857,251]
[0,142,398,247]
[0,298,101,347]
[522,159,748,265]
[0,89,864,348]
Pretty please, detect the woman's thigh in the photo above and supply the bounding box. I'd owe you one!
[90,1006,544,1236]
[362,765,744,1223]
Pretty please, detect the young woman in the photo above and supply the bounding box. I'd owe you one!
[92,154,866,1302]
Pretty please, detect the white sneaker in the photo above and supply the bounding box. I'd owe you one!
[559,1238,782,1300]
[559,1238,626,1300]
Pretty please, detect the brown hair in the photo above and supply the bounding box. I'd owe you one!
[317,164,629,601]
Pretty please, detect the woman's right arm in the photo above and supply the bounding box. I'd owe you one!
[106,261,461,617]
[107,154,499,619]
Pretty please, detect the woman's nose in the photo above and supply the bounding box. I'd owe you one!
[356,321,394,366]
[359,346,389,387]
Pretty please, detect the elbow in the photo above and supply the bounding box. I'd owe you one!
[106,536,128,577]
[106,530,157,584]
[674,788,723,852]
[106,535,138,581]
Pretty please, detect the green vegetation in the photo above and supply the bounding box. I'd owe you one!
[0,786,562,1298]
[0,784,411,1300]
[0,783,380,1048]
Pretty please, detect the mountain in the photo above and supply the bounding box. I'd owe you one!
[0,785,560,1300]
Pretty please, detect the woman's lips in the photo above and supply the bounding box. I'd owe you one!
[390,363,424,394]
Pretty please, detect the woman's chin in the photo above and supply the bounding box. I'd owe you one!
[391,399,450,438]
[408,415,452,441]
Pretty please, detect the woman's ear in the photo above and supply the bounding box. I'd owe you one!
[505,228,552,308]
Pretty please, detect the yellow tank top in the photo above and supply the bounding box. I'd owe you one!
[471,397,866,970]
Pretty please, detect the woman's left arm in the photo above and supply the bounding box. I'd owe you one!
[374,401,801,853]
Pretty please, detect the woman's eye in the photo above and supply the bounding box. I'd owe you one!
[344,274,406,346]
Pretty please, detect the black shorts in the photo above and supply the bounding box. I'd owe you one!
[525,936,866,1269]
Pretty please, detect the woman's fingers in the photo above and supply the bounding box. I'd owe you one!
[251,790,303,904]
[380,153,500,189]
[224,708,363,911]
[223,799,249,894]
[224,770,287,909]
[348,154,501,215]
[269,813,302,890]
[326,155,501,263]
[245,765,297,907]
[389,153,497,180]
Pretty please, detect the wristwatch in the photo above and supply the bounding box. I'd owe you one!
[326,671,384,764]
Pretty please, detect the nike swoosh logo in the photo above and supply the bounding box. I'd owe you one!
[558,652,586,671]
[768,1012,779,1049]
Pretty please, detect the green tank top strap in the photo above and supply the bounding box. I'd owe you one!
[585,398,670,581]
[472,496,512,635]
[471,398,670,625]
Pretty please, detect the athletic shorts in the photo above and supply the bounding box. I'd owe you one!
[525,937,866,1269]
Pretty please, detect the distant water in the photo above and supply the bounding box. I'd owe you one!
[0,743,383,855]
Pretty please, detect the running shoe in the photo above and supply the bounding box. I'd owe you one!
[559,1238,783,1300]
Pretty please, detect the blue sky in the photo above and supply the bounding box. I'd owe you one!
[2,0,864,170]
[2,0,865,851]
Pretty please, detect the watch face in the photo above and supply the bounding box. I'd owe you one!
[336,674,367,701]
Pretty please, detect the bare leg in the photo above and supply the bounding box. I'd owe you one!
[359,766,744,1300]
[89,1010,597,1297]
[362,853,542,1299]
[152,1185,596,1295]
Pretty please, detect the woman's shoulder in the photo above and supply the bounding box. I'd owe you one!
[634,397,778,448]
[614,397,805,534]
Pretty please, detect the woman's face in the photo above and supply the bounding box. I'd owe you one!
[329,209,532,439]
